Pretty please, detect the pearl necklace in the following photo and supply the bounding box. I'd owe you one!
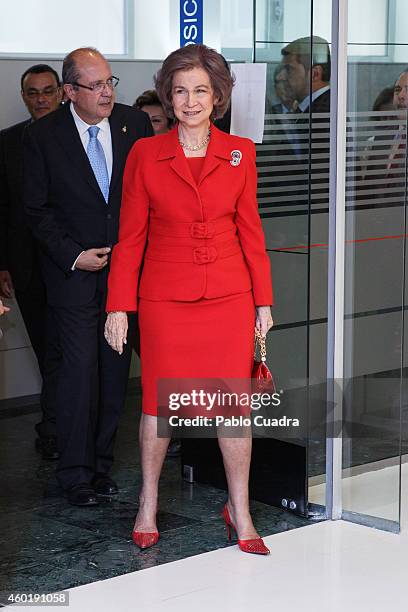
[178,127,211,151]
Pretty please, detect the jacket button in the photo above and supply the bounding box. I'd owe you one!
[107,213,112,220]
[190,222,215,239]
[193,246,217,264]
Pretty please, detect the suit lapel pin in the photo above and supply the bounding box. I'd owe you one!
[230,150,242,167]
[122,125,127,133]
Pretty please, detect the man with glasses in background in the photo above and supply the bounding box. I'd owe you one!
[393,69,408,113]
[24,47,153,506]
[387,69,408,173]
[0,64,62,460]
[368,69,408,193]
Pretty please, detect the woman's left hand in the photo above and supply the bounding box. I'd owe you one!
[104,311,128,354]
[0,299,10,316]
[255,306,273,337]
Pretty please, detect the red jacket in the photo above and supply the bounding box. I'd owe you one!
[106,125,273,312]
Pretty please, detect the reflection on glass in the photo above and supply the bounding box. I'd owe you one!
[342,0,406,527]
[255,0,332,517]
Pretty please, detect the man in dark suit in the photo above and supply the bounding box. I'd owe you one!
[279,36,331,211]
[0,64,62,460]
[280,36,331,115]
[24,47,153,506]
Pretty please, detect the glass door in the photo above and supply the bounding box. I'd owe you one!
[253,0,404,531]
[253,0,333,518]
[338,0,405,532]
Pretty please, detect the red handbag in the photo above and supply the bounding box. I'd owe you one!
[252,328,276,392]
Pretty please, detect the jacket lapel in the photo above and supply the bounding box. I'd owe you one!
[54,104,103,200]
[158,126,197,191]
[197,125,231,185]
[108,105,128,197]
[157,124,232,190]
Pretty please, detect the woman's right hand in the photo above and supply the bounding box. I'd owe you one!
[104,312,128,354]
[0,299,10,316]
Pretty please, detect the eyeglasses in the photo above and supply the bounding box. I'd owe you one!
[72,76,120,93]
[24,86,60,99]
[394,85,408,95]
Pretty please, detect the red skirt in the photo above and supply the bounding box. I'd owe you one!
[138,291,255,415]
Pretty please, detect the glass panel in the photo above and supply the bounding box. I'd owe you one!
[254,0,332,518]
[221,0,253,61]
[342,0,405,529]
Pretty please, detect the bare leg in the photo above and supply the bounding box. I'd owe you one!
[218,429,259,539]
[133,413,171,533]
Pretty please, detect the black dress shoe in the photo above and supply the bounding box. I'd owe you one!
[92,474,118,497]
[35,436,59,461]
[66,484,99,507]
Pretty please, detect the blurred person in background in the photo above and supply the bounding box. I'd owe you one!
[278,36,331,211]
[280,35,331,114]
[134,89,173,135]
[0,64,62,460]
[359,86,396,182]
[272,63,297,114]
[393,69,408,115]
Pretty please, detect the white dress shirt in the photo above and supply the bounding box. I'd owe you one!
[70,103,113,179]
[298,85,330,113]
[70,103,113,270]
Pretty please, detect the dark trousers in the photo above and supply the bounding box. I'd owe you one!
[51,273,134,491]
[15,279,59,438]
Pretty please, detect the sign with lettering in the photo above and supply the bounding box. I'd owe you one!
[180,0,203,47]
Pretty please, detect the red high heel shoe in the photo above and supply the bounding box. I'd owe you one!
[222,505,270,555]
[132,530,159,550]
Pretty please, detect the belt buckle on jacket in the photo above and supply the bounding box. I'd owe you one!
[193,246,217,264]
[190,222,215,239]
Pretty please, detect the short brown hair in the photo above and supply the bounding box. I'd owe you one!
[133,89,173,128]
[134,89,162,109]
[154,44,234,120]
[281,36,331,82]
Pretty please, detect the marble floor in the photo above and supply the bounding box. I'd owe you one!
[0,388,312,607]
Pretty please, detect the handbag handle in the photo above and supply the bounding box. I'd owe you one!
[254,328,267,363]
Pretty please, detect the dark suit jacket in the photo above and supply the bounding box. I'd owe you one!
[307,88,330,114]
[298,88,331,208]
[0,119,43,291]
[23,102,153,306]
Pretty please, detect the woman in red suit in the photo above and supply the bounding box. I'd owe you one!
[105,45,274,554]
